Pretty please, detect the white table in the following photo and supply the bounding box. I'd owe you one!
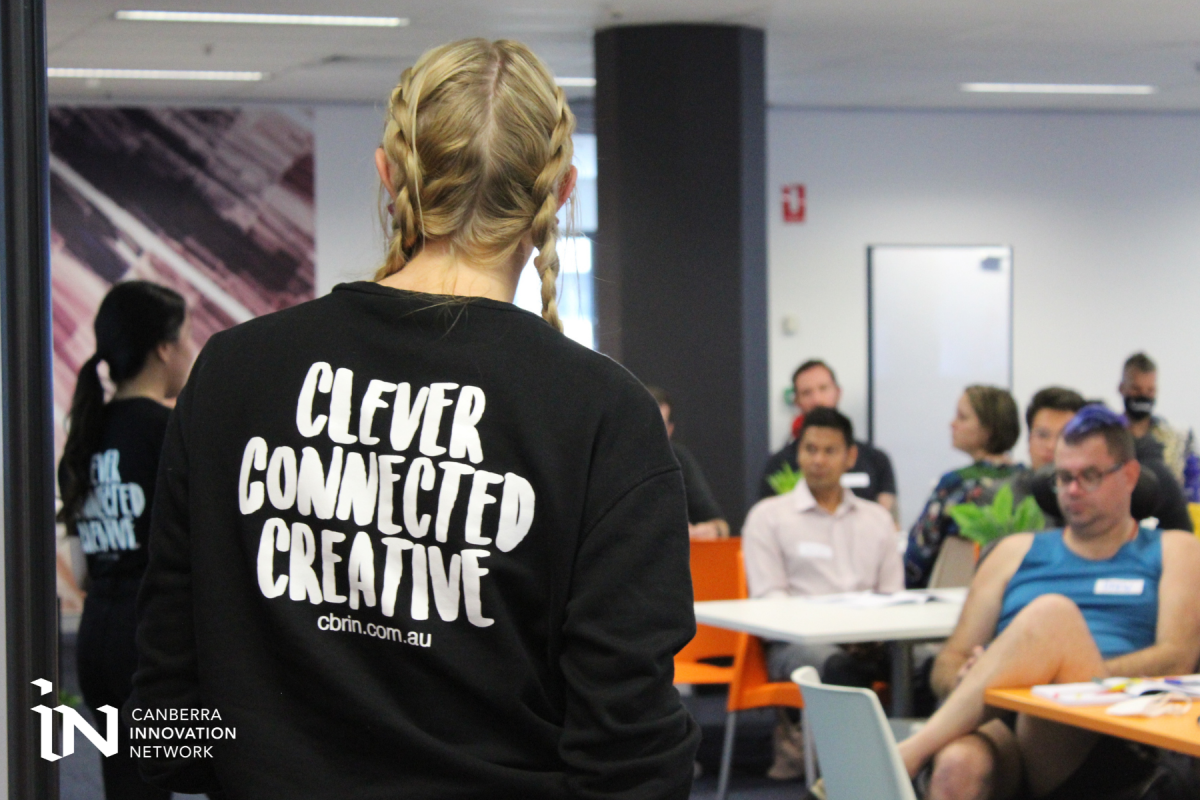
[694,588,966,717]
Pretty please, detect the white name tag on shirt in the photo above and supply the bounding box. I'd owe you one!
[1094,578,1145,596]
[798,542,834,560]
[841,472,870,489]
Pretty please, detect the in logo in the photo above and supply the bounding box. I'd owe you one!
[30,679,117,761]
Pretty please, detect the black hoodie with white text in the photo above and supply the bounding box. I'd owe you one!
[130,282,700,799]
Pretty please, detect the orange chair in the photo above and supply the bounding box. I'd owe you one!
[714,552,805,800]
[675,538,742,685]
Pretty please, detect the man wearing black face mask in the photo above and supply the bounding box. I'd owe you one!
[1119,352,1191,485]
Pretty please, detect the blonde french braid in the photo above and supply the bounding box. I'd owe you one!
[530,87,575,332]
[372,39,577,331]
[375,68,427,280]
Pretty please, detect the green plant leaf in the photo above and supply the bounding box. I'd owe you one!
[951,500,1009,546]
[1012,496,1046,533]
[982,517,1006,541]
[956,526,986,546]
[991,484,1014,526]
[947,503,985,530]
[767,464,802,496]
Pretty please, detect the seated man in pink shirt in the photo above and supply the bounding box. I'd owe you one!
[743,407,903,779]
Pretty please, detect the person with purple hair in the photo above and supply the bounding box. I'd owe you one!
[892,405,1200,800]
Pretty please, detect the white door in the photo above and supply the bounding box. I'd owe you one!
[869,245,1013,531]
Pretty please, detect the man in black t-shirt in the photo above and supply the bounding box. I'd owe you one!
[650,387,729,539]
[759,361,897,514]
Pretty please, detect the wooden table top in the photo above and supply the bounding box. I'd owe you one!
[985,687,1200,758]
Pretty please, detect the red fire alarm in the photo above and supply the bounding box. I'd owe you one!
[781,184,806,223]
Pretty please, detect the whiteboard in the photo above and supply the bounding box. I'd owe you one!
[868,245,1013,531]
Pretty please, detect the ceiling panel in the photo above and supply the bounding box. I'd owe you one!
[45,0,1200,111]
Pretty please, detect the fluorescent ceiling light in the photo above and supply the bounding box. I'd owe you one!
[556,77,596,88]
[115,10,408,27]
[961,82,1157,95]
[48,67,265,81]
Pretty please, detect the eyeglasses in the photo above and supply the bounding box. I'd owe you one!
[1053,463,1124,492]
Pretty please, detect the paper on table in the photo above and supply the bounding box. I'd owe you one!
[806,591,938,608]
[1032,675,1200,706]
[1031,682,1127,706]
[1120,676,1200,698]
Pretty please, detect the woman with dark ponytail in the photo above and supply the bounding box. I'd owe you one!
[58,280,192,800]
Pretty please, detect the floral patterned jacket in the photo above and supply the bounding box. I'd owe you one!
[903,461,1026,588]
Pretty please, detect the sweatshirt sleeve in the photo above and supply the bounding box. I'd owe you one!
[557,465,700,797]
[126,346,221,794]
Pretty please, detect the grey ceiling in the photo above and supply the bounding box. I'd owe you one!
[47,0,1200,111]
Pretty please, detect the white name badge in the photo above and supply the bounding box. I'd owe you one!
[841,472,870,489]
[1094,578,1145,596]
[798,542,834,560]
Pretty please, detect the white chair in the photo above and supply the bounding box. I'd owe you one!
[792,666,918,800]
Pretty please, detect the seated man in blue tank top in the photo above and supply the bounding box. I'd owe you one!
[895,406,1200,800]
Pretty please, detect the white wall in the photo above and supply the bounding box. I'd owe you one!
[768,108,1200,503]
[314,104,389,294]
[315,102,1200,509]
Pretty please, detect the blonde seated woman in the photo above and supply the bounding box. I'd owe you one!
[131,39,699,799]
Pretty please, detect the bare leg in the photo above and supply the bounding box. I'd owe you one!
[1014,716,1099,797]
[897,594,1106,778]
[925,700,1100,799]
[927,719,1021,800]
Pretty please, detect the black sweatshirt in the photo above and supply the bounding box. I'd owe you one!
[130,282,700,799]
[61,397,171,583]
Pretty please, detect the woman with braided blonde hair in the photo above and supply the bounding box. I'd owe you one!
[374,38,576,330]
[132,38,700,799]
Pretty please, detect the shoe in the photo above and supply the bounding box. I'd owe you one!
[767,710,806,781]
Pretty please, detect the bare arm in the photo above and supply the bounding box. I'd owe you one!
[1103,531,1200,677]
[55,548,85,614]
[688,518,730,540]
[930,534,1033,699]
